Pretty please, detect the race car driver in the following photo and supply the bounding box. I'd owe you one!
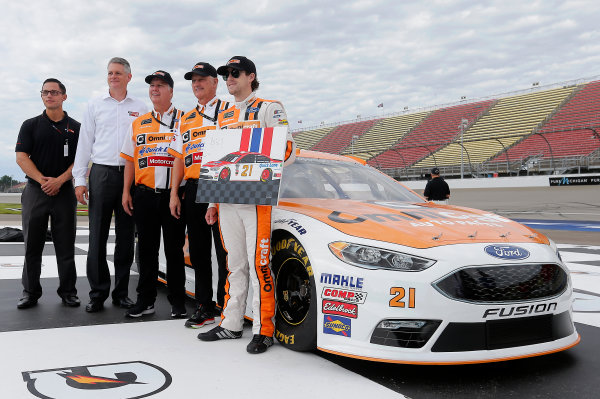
[168,62,230,328]
[120,70,187,319]
[199,56,295,354]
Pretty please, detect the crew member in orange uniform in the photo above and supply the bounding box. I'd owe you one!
[199,56,295,354]
[120,71,187,318]
[168,62,230,328]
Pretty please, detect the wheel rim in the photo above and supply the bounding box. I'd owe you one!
[261,169,270,180]
[219,168,229,180]
[276,258,311,325]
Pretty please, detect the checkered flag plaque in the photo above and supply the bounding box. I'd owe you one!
[196,180,281,206]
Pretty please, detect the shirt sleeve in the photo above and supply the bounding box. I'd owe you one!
[423,182,431,200]
[72,100,96,186]
[120,123,135,161]
[15,119,34,154]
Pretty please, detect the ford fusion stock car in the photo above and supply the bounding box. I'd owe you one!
[166,150,579,364]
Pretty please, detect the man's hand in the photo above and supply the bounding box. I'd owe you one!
[122,191,133,216]
[40,177,62,196]
[75,186,88,205]
[205,207,217,225]
[170,194,181,219]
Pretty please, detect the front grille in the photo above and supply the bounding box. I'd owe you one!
[434,264,567,303]
[370,320,441,348]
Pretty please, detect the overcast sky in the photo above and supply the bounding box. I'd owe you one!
[2,0,599,180]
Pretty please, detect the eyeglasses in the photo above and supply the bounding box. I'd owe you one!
[40,90,63,97]
[221,69,241,81]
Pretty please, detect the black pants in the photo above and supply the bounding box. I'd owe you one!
[86,164,135,302]
[21,181,77,299]
[133,186,186,307]
[184,181,228,309]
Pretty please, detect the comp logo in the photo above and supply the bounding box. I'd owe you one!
[22,361,171,398]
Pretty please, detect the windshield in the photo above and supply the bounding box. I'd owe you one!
[218,153,241,163]
[280,157,424,202]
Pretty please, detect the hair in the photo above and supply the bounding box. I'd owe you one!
[107,57,131,74]
[42,78,66,94]
[251,76,260,92]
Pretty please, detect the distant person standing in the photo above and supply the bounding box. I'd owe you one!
[424,167,450,204]
[73,57,148,313]
[15,78,81,309]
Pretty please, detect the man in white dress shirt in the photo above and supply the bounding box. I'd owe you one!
[73,57,148,313]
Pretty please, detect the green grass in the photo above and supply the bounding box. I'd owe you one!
[0,203,88,216]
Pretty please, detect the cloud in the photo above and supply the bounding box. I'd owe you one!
[2,0,599,180]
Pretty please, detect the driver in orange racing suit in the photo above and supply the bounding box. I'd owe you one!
[199,56,295,354]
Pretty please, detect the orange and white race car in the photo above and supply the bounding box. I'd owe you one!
[161,150,579,364]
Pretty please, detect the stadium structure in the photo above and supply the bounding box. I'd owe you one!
[291,76,600,180]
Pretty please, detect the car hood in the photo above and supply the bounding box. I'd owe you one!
[276,199,548,249]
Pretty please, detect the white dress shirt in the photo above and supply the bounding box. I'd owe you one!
[73,91,148,187]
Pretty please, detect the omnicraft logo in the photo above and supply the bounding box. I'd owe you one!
[22,361,171,399]
[484,245,530,260]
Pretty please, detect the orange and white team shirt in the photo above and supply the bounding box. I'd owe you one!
[217,92,295,163]
[120,105,184,189]
[167,97,230,181]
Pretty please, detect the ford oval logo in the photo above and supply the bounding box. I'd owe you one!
[484,245,530,260]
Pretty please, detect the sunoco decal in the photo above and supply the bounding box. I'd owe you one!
[322,287,367,304]
[484,244,530,260]
[323,315,351,337]
[322,299,358,318]
[22,361,171,398]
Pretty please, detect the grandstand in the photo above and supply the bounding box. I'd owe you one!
[363,100,496,169]
[292,76,600,178]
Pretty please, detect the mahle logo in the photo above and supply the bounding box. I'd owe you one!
[22,361,171,399]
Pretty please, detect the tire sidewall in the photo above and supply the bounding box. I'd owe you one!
[272,235,317,351]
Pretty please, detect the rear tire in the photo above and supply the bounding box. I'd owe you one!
[272,235,317,351]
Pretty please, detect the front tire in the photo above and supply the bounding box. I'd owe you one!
[272,234,317,351]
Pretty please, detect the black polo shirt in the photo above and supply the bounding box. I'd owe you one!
[15,111,80,185]
[424,176,450,201]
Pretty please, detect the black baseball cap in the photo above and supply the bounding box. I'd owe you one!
[431,167,440,175]
[217,56,256,76]
[145,70,174,88]
[184,62,217,80]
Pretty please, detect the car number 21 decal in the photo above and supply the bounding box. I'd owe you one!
[389,287,416,308]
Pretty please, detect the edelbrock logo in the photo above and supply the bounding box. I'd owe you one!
[484,245,530,260]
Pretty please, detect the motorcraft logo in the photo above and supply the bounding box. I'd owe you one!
[322,299,358,318]
[484,244,530,260]
[322,287,367,304]
[147,156,174,167]
[323,315,351,337]
[22,361,171,398]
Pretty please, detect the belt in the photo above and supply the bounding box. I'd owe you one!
[94,163,125,172]
[136,184,170,194]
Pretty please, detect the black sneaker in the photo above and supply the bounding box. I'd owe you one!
[125,303,155,318]
[185,306,215,328]
[198,326,242,341]
[247,334,274,354]
[171,304,188,319]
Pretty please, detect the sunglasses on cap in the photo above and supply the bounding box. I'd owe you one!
[221,69,242,81]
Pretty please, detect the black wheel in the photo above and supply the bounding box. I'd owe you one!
[260,168,273,182]
[272,234,317,351]
[218,167,231,182]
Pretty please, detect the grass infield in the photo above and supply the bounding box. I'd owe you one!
[0,203,88,216]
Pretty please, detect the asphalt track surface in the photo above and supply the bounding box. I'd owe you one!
[0,186,599,398]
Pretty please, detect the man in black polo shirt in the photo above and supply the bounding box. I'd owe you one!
[423,167,451,205]
[15,78,81,309]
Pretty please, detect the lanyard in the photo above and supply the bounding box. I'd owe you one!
[51,120,70,135]
[152,109,178,130]
[196,100,221,124]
